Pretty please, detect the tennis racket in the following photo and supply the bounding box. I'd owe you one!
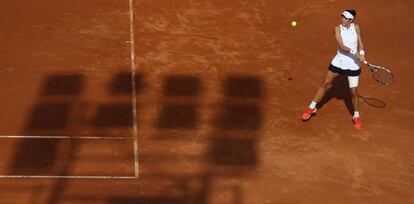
[364,61,393,85]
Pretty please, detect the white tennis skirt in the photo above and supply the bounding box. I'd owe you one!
[331,51,360,71]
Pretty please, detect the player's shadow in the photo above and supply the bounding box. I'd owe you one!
[317,75,354,116]
[359,95,386,108]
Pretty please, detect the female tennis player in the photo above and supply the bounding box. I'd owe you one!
[302,9,366,130]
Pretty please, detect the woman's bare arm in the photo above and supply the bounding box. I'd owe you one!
[355,24,365,61]
[355,24,365,51]
[335,26,361,59]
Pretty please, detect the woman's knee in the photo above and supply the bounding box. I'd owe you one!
[321,81,332,90]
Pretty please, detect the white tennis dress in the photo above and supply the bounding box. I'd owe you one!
[331,23,360,71]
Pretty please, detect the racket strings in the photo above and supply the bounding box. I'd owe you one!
[372,67,393,85]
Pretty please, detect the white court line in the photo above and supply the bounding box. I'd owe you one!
[0,135,132,140]
[0,175,137,179]
[129,0,139,178]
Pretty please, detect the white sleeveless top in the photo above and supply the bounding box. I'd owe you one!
[331,23,360,71]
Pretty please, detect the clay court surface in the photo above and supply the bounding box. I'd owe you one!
[0,0,413,203]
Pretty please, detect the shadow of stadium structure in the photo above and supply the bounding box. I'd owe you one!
[4,72,265,204]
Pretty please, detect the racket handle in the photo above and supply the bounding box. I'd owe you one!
[364,60,368,65]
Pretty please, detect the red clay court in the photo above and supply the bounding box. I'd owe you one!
[0,0,413,203]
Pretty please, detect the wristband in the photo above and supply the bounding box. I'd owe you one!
[350,49,357,55]
[359,50,365,56]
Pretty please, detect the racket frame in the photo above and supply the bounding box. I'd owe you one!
[364,61,393,85]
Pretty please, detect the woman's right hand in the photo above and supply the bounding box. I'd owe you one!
[360,55,366,63]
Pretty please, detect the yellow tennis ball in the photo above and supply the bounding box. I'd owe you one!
[291,21,297,27]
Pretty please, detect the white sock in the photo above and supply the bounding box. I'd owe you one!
[354,111,360,118]
[309,101,317,109]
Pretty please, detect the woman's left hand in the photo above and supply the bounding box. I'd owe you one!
[360,55,365,63]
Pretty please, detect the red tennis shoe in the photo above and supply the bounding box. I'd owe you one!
[302,107,317,121]
[353,117,362,130]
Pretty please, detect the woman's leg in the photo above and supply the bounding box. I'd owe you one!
[350,87,359,114]
[348,76,360,116]
[312,70,339,104]
[348,76,361,129]
[302,70,338,120]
